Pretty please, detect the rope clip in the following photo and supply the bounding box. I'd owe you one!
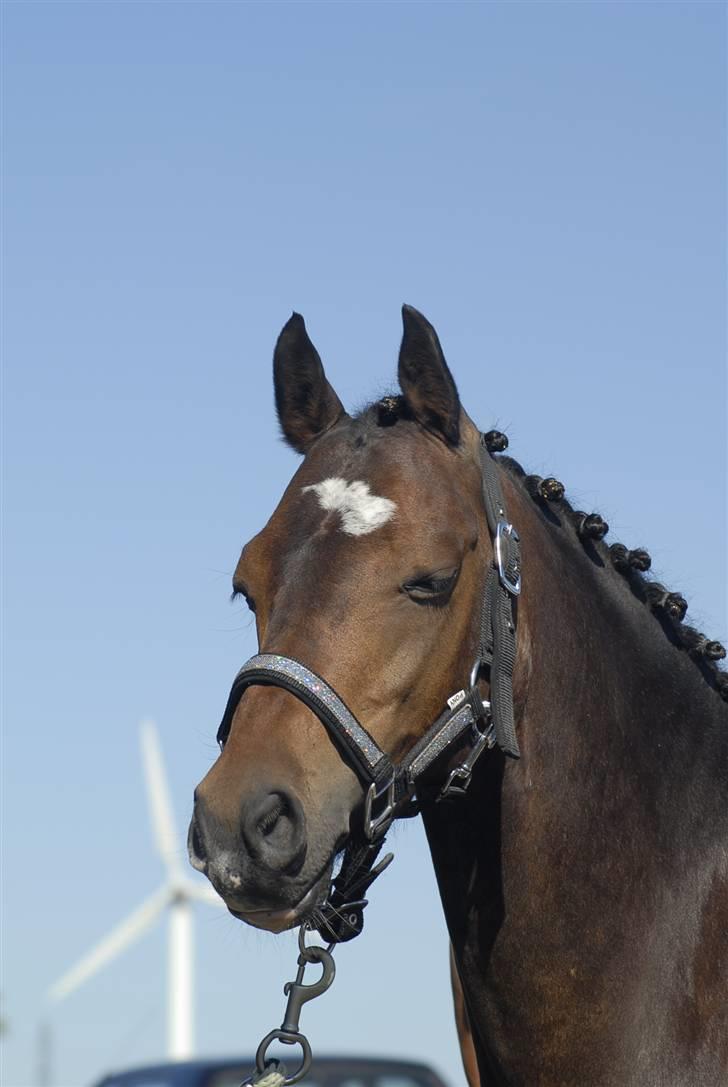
[245,926,336,1086]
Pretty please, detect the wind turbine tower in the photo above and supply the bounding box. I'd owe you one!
[48,720,222,1060]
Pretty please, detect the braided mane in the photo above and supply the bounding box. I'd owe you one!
[358,399,727,702]
[490,439,728,703]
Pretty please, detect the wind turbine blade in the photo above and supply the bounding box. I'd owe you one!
[48,886,171,1002]
[140,719,182,878]
[186,880,226,908]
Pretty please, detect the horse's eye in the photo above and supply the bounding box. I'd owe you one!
[231,582,256,614]
[403,568,459,604]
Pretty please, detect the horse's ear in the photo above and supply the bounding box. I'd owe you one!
[398,305,460,446]
[273,313,346,454]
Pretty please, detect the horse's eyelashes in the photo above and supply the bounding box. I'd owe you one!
[427,575,456,594]
[403,568,459,603]
[231,586,256,614]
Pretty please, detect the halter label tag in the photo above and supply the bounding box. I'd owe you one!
[447,690,467,711]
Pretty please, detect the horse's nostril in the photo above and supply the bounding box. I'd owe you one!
[187,807,209,872]
[191,821,206,860]
[241,788,306,874]
[257,794,288,838]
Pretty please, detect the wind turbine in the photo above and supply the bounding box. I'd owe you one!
[48,719,223,1060]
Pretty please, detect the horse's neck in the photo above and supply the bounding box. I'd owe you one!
[422,493,728,1083]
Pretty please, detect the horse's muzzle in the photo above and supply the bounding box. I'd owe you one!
[188,788,309,915]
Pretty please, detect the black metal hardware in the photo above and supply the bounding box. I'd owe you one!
[244,927,336,1086]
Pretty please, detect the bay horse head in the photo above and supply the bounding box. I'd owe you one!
[189,305,507,932]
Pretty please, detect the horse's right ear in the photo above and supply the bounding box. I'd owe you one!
[398,305,460,446]
[273,313,346,454]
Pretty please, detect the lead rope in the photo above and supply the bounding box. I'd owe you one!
[245,1064,287,1087]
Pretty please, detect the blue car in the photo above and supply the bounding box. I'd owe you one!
[93,1056,450,1087]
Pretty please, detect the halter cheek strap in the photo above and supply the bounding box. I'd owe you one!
[476,436,522,758]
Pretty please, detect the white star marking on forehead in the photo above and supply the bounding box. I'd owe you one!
[302,478,397,537]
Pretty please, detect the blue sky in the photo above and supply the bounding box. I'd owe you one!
[3,3,725,1085]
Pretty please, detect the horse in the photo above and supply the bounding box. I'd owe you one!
[189,306,728,1086]
[451,946,480,1085]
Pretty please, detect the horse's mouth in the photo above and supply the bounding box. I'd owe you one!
[225,867,332,934]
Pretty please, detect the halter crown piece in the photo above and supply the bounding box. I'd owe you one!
[217,433,521,944]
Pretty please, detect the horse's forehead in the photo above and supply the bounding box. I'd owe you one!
[252,427,471,567]
[293,429,463,524]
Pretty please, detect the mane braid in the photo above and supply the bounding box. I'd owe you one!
[348,403,727,701]
[497,453,728,702]
[355,395,412,429]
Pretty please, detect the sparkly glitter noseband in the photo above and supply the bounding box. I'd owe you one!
[216,434,522,846]
[216,651,488,841]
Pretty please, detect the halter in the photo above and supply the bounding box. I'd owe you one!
[217,433,521,943]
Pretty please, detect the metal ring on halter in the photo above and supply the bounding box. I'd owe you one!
[255,1030,312,1085]
[298,922,335,957]
[469,658,492,716]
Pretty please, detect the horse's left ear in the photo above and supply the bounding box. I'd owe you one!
[398,305,460,446]
[273,313,347,454]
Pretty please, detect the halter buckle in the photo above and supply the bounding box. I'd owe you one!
[495,521,521,595]
[363,777,396,841]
